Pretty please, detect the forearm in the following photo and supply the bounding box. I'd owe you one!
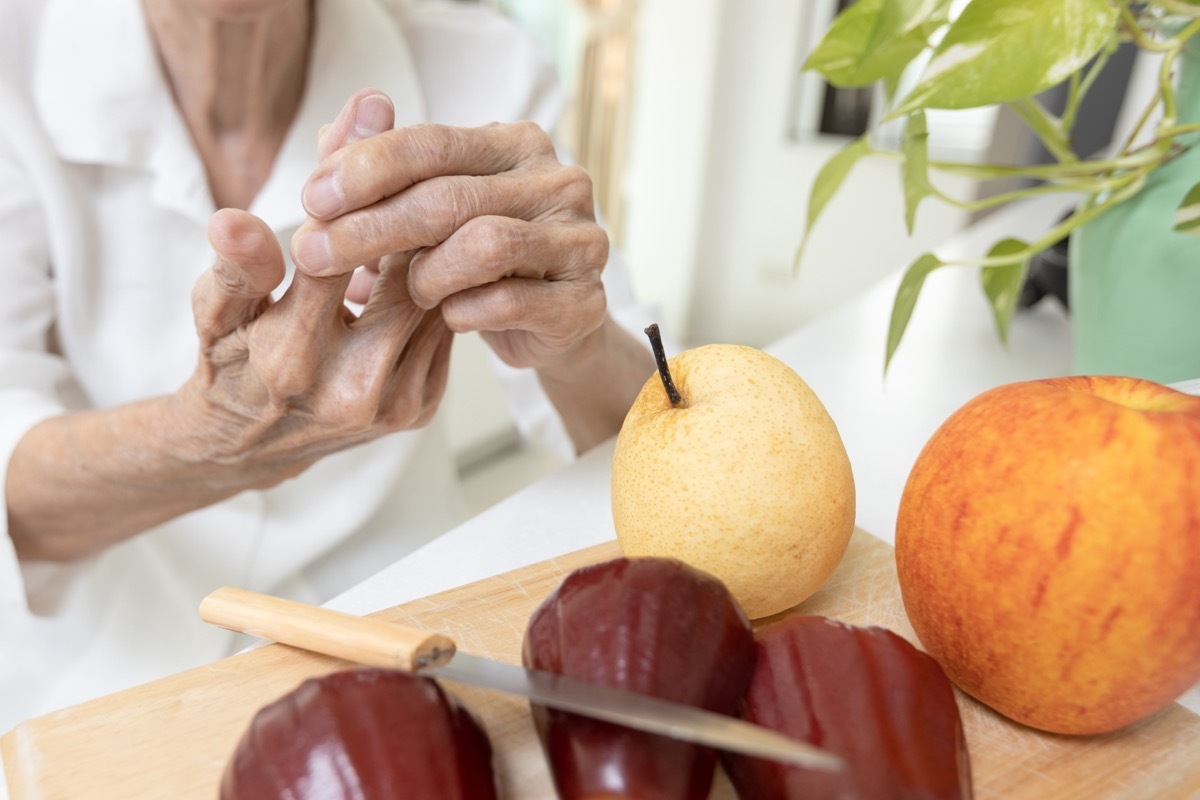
[536,316,655,454]
[5,396,255,562]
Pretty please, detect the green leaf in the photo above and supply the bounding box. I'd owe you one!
[900,111,934,234]
[805,0,950,88]
[979,238,1032,344]
[893,0,1119,113]
[885,252,945,372]
[795,136,873,271]
[1174,181,1200,234]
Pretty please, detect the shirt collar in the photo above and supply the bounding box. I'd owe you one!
[32,0,428,230]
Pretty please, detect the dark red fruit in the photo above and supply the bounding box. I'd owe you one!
[221,668,498,800]
[724,615,973,800]
[523,556,755,800]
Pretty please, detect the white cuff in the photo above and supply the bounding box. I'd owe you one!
[0,389,66,613]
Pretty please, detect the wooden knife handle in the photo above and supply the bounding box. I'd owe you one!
[200,586,456,671]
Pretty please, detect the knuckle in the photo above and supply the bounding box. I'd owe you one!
[489,284,529,326]
[341,146,391,203]
[381,387,422,430]
[578,225,610,271]
[566,283,607,332]
[256,354,311,401]
[465,215,515,263]
[336,397,381,434]
[401,178,478,245]
[512,120,554,155]
[442,178,478,232]
[411,124,461,169]
[404,250,435,305]
[555,164,597,213]
[410,406,438,429]
[211,261,255,296]
[438,299,472,333]
[351,207,393,246]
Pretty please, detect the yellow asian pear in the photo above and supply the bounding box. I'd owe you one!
[610,326,856,619]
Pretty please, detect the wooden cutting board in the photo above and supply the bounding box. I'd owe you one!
[4,528,1199,799]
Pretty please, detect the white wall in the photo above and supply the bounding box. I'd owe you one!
[621,0,977,349]
[445,0,983,461]
[618,0,724,339]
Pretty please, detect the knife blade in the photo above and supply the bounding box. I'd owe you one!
[200,586,841,772]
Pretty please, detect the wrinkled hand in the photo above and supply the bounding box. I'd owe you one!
[175,91,453,485]
[289,107,610,370]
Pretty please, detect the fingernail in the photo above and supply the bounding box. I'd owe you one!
[303,173,343,218]
[355,93,393,137]
[294,230,332,274]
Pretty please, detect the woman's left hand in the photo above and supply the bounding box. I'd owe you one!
[290,106,610,371]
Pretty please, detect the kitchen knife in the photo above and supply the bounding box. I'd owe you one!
[200,586,842,772]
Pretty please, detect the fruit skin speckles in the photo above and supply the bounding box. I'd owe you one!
[896,375,1200,735]
[612,336,855,620]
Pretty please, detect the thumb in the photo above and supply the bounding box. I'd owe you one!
[192,209,286,345]
[316,88,395,162]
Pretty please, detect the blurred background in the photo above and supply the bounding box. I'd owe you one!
[444,0,1146,508]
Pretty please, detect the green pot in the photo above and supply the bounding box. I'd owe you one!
[1069,49,1200,384]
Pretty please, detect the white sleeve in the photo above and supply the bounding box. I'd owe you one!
[487,244,660,462]
[0,94,85,614]
[476,23,660,461]
[397,5,664,456]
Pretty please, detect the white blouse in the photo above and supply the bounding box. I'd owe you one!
[0,0,649,731]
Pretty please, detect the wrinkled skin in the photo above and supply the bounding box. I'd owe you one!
[294,110,611,372]
[177,87,612,488]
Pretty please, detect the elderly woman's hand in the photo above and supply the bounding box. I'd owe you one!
[290,110,610,371]
[174,93,453,486]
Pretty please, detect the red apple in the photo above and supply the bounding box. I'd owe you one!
[896,376,1200,734]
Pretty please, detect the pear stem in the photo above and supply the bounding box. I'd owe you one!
[644,324,683,407]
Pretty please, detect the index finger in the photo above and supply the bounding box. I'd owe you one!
[300,121,555,221]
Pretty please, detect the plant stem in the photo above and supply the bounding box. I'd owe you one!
[1116,90,1166,157]
[925,147,1163,179]
[1156,0,1200,20]
[1011,97,1077,163]
[1162,120,1200,136]
[931,182,1089,214]
[643,324,683,407]
[1061,36,1117,132]
[1119,4,1179,52]
[1158,43,1182,124]
[953,174,1147,271]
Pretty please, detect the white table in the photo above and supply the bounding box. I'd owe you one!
[326,192,1199,716]
[329,193,1083,616]
[3,194,1196,796]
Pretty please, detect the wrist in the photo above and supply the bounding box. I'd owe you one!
[162,384,322,493]
[535,317,655,453]
[536,317,614,390]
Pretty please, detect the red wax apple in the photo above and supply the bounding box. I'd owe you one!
[523,556,755,799]
[221,668,498,800]
[724,615,972,800]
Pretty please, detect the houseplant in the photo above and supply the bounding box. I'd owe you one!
[800,0,1200,381]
